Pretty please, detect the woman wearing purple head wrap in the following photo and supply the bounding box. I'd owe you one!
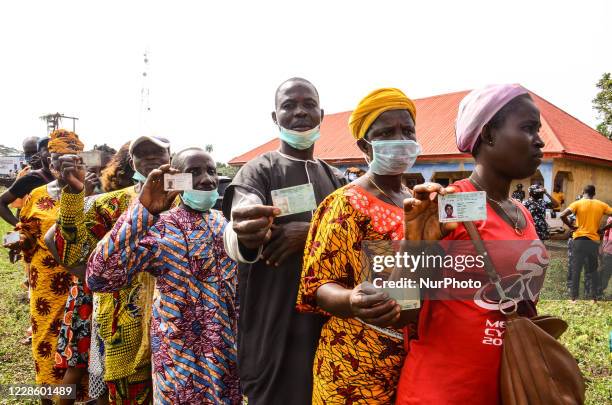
[395,84,550,404]
[455,84,530,153]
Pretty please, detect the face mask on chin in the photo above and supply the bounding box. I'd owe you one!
[181,189,219,212]
[363,139,422,175]
[132,170,147,183]
[279,126,320,150]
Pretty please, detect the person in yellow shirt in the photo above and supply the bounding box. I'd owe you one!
[551,183,565,213]
[560,185,612,300]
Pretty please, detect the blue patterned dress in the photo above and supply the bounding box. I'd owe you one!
[87,202,240,404]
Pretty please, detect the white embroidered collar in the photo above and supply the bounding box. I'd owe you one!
[275,150,318,164]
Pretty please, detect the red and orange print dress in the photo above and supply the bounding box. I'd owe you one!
[297,184,406,404]
[18,182,72,385]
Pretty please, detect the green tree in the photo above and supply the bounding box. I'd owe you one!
[216,162,239,177]
[592,72,612,139]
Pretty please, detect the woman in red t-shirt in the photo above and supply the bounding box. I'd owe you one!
[396,84,549,405]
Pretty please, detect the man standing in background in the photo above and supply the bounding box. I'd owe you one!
[561,185,612,301]
[21,136,42,171]
[552,183,565,215]
[599,217,612,297]
[0,137,53,226]
[511,183,525,201]
[523,184,559,240]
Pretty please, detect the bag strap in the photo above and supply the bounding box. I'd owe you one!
[463,221,499,283]
[463,221,518,315]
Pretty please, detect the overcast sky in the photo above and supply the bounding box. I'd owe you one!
[1,0,610,162]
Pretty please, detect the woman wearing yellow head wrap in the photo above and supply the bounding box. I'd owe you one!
[12,129,85,398]
[348,87,416,140]
[48,129,84,154]
[297,88,421,404]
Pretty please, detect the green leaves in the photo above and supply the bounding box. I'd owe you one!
[592,72,612,140]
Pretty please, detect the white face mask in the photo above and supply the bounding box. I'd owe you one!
[132,170,147,183]
[364,139,421,175]
[279,126,321,150]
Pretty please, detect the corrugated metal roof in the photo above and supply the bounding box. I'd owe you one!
[229,88,612,165]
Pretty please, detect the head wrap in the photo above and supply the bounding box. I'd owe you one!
[455,84,529,153]
[48,129,84,154]
[348,88,416,140]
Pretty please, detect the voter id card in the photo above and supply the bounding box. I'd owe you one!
[271,183,317,217]
[79,151,102,168]
[164,173,193,191]
[3,231,20,245]
[371,259,420,311]
[438,191,487,223]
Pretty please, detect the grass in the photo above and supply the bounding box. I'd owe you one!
[538,244,612,404]
[0,217,610,404]
[540,243,612,301]
[0,217,37,404]
[538,300,611,404]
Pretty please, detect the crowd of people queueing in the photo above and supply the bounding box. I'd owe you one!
[1,78,611,405]
[509,178,611,300]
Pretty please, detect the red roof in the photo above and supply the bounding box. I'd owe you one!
[229,88,612,166]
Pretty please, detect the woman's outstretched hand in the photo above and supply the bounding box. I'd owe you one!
[403,183,458,241]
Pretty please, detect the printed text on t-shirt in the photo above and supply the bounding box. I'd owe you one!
[482,319,506,346]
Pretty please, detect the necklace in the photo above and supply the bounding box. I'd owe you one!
[367,175,409,208]
[470,177,523,236]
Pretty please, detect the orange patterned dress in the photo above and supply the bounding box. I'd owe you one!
[18,182,72,385]
[297,184,406,404]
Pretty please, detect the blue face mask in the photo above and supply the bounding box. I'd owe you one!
[279,126,320,150]
[365,139,421,175]
[132,170,147,183]
[181,189,219,212]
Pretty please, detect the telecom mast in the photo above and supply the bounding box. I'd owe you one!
[39,113,79,134]
[140,50,152,133]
